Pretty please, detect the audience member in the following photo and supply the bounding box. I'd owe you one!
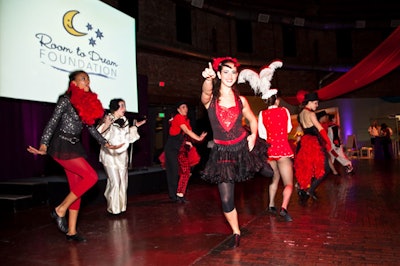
[379,123,393,160]
[368,120,380,146]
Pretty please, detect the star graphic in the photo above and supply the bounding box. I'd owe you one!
[95,29,104,39]
[86,23,93,31]
[89,37,96,47]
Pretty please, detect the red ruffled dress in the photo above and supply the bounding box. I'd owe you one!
[294,126,327,190]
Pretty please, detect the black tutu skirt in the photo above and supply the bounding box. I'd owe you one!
[48,134,86,160]
[201,137,268,184]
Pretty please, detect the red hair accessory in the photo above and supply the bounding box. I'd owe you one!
[212,57,239,71]
[296,90,309,104]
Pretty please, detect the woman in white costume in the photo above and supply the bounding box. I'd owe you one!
[327,114,353,174]
[97,98,146,214]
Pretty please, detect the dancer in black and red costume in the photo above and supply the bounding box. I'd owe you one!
[293,91,332,201]
[201,57,268,248]
[163,102,207,203]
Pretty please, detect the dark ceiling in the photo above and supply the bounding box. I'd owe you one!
[186,0,400,29]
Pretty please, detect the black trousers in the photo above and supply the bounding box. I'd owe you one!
[164,134,184,200]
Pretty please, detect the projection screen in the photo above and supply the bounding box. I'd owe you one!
[0,0,138,112]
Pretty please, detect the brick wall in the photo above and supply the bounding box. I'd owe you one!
[102,0,399,106]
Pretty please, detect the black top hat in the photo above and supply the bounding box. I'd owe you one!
[302,91,319,104]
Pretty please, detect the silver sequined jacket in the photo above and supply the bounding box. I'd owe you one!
[40,95,107,159]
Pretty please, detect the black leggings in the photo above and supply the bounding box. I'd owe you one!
[308,155,331,194]
[218,182,235,212]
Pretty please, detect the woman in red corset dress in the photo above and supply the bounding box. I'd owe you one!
[258,90,294,221]
[294,91,332,201]
[201,57,267,248]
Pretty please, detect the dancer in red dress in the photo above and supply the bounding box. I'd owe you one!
[237,61,293,221]
[294,91,332,201]
[258,91,294,221]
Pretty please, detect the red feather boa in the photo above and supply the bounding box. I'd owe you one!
[68,83,104,126]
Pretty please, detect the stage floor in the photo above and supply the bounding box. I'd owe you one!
[1,159,400,265]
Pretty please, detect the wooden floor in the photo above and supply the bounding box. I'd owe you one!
[1,159,400,266]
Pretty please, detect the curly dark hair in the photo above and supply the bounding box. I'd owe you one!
[109,98,124,113]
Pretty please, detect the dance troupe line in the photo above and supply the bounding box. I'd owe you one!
[27,57,349,248]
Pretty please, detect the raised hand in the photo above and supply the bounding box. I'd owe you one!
[202,62,216,79]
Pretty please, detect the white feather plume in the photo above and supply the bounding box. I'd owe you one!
[269,60,283,71]
[238,60,283,100]
[238,69,260,91]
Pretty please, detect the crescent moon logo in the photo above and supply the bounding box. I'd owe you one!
[63,10,87,37]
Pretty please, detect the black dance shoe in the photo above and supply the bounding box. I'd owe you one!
[228,234,240,248]
[298,190,309,201]
[66,234,87,242]
[177,196,189,203]
[169,196,178,203]
[279,208,293,222]
[51,209,68,233]
[267,206,277,216]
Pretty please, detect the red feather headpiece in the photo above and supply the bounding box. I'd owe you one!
[212,57,240,71]
[296,90,309,105]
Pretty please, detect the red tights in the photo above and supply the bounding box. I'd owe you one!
[177,147,190,195]
[54,157,98,210]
